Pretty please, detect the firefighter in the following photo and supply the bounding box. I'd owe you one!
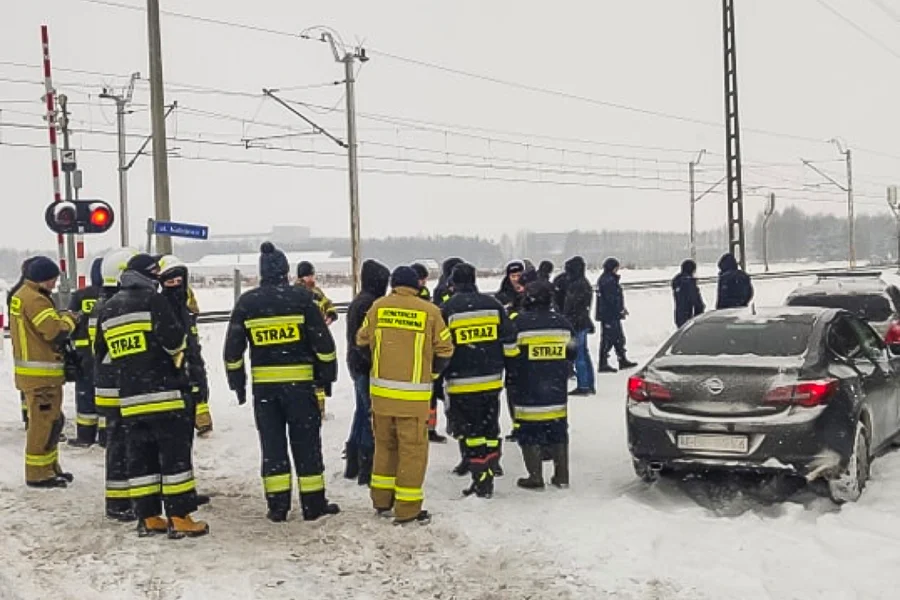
[412,262,446,444]
[356,266,454,525]
[9,256,76,488]
[429,257,463,442]
[432,257,464,308]
[92,247,138,521]
[95,254,208,538]
[507,280,576,490]
[224,243,339,523]
[158,256,212,436]
[495,260,526,313]
[441,263,517,498]
[411,263,432,301]
[296,260,337,417]
[67,257,103,447]
[8,257,40,429]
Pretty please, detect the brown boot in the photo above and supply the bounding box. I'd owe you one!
[137,516,169,537]
[550,443,569,488]
[167,515,210,539]
[516,445,545,490]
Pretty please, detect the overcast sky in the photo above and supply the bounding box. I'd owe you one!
[2,0,899,254]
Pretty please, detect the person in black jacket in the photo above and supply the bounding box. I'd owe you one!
[716,253,754,309]
[563,256,595,395]
[538,260,554,282]
[496,260,526,313]
[672,259,705,327]
[506,280,576,490]
[412,262,445,443]
[343,259,390,485]
[67,257,104,447]
[224,242,339,523]
[441,263,517,497]
[596,257,638,373]
[8,256,39,428]
[95,254,208,538]
[432,257,464,308]
[411,262,432,302]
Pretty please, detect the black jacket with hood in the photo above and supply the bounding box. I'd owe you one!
[562,256,594,332]
[432,257,463,308]
[346,259,390,377]
[672,259,705,327]
[68,257,104,371]
[495,260,526,313]
[595,258,625,323]
[716,253,754,310]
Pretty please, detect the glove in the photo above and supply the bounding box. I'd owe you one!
[235,388,247,406]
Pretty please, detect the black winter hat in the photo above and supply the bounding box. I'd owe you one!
[506,260,525,276]
[538,260,554,277]
[126,253,161,279]
[259,242,289,281]
[391,266,420,290]
[25,256,60,283]
[450,263,476,286]
[520,267,539,287]
[296,261,315,279]
[524,280,554,307]
[680,259,697,275]
[441,257,464,278]
[603,257,620,273]
[411,263,429,281]
[90,257,104,288]
[718,253,738,272]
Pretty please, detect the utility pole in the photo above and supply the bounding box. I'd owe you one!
[802,138,854,268]
[100,72,140,247]
[689,149,706,261]
[146,0,173,255]
[721,0,747,270]
[888,186,900,273]
[57,94,77,288]
[762,193,776,273]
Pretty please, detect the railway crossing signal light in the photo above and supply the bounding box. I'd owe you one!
[45,200,116,234]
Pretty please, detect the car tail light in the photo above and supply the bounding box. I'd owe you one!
[627,376,673,402]
[764,379,839,408]
[885,320,900,345]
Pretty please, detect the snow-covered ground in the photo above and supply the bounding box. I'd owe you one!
[2,274,900,599]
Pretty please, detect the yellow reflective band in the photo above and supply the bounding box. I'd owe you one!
[9,296,21,316]
[76,415,99,426]
[298,474,325,494]
[372,329,382,378]
[316,388,326,401]
[465,437,487,448]
[105,489,131,499]
[120,400,186,418]
[316,351,336,362]
[98,417,107,429]
[450,315,500,329]
[32,308,59,327]
[225,358,244,370]
[370,385,432,402]
[95,396,121,408]
[106,322,152,338]
[244,315,305,329]
[88,326,97,345]
[130,484,161,499]
[413,332,424,383]
[196,403,210,415]
[15,365,64,378]
[395,486,424,502]
[446,379,503,394]
[263,473,292,494]
[190,326,198,336]
[162,480,196,496]
[439,328,452,341]
[25,449,58,467]
[251,364,314,384]
[516,409,568,422]
[74,339,91,348]
[370,475,396,490]
[504,345,521,358]
[486,439,499,448]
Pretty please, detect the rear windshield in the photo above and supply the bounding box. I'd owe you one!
[786,293,893,322]
[670,320,812,357]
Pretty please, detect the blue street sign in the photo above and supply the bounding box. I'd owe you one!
[153,220,209,240]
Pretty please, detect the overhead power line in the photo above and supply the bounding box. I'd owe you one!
[814,0,900,61]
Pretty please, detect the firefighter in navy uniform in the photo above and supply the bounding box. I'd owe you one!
[441,263,517,497]
[224,243,340,523]
[9,256,76,488]
[95,254,208,538]
[68,257,103,447]
[157,256,212,437]
[92,247,138,521]
[507,280,576,490]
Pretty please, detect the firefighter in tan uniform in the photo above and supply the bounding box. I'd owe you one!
[356,266,454,524]
[296,261,338,416]
[9,257,77,488]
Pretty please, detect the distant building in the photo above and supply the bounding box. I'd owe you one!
[187,250,351,279]
[209,225,311,246]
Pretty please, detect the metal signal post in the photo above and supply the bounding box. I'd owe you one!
[722,0,746,270]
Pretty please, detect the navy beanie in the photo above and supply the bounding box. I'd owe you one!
[296,261,315,279]
[26,256,61,283]
[391,266,420,290]
[411,263,429,281]
[126,254,161,279]
[450,263,476,286]
[90,257,104,287]
[259,242,289,281]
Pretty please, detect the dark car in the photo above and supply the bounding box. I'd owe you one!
[785,272,900,338]
[626,307,900,503]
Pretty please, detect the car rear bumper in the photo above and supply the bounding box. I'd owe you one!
[627,400,849,480]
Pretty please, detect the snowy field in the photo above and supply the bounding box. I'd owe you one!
[2,273,900,598]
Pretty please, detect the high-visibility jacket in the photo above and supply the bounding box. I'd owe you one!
[356,286,454,418]
[9,281,75,392]
[310,284,339,323]
[224,280,337,394]
[91,290,121,414]
[94,272,188,419]
[69,284,101,374]
[440,284,517,396]
[506,305,576,422]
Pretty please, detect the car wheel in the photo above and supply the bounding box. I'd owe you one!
[633,458,659,483]
[827,421,870,504]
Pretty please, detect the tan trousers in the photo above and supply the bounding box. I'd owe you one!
[370,414,429,521]
[24,386,63,483]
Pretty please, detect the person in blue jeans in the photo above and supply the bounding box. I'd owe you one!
[562,256,596,395]
[343,259,391,485]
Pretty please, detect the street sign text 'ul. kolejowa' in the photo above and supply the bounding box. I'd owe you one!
[153,220,209,240]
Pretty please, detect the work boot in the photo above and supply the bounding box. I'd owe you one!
[505,430,518,442]
[67,437,94,449]
[357,447,373,487]
[452,439,469,476]
[303,501,341,522]
[375,507,393,519]
[106,507,136,522]
[428,430,448,444]
[343,442,359,480]
[394,510,431,526]
[516,445,545,490]
[550,443,570,488]
[167,515,210,539]
[618,357,638,369]
[97,429,107,448]
[137,516,169,537]
[598,362,617,374]
[26,476,68,489]
[267,509,288,523]
[197,425,213,438]
[56,471,74,483]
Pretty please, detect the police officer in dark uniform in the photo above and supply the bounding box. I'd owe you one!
[223,242,339,523]
[95,254,208,538]
[68,257,103,447]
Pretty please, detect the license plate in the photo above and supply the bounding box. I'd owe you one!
[677,434,748,454]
